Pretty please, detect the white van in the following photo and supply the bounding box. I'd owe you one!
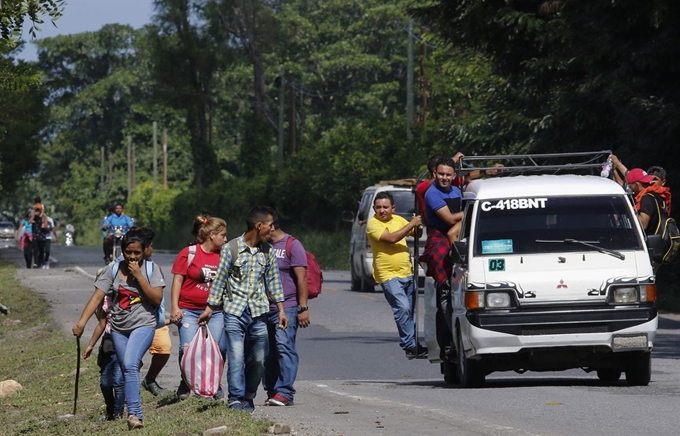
[345,180,426,292]
[423,153,660,387]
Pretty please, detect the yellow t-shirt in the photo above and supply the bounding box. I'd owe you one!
[366,215,413,284]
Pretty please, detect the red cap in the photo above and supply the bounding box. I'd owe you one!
[626,168,655,184]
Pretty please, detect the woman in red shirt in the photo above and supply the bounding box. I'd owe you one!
[170,214,227,399]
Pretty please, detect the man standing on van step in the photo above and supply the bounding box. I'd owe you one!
[263,210,310,406]
[419,156,463,356]
[367,191,426,359]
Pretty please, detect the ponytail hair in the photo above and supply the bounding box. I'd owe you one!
[192,212,226,244]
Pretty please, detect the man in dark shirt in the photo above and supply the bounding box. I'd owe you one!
[626,168,671,235]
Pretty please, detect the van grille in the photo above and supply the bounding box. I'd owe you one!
[522,325,608,335]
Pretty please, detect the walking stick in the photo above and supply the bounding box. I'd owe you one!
[74,337,81,415]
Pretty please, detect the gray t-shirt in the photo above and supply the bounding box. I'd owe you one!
[94,260,166,334]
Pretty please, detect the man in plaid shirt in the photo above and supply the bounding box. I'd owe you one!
[199,206,289,412]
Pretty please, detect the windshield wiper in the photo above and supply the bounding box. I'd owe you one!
[535,238,625,260]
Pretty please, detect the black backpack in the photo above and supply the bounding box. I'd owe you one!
[649,194,680,265]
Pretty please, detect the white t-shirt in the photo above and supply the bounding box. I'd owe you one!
[45,217,55,240]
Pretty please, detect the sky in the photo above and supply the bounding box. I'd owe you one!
[18,0,155,61]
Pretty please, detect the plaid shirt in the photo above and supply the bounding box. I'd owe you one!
[207,236,284,318]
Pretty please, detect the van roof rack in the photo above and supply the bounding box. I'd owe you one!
[457,150,612,176]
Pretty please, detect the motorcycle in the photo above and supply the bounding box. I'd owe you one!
[112,225,124,260]
[64,224,75,246]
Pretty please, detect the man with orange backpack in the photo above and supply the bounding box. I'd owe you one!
[263,210,312,407]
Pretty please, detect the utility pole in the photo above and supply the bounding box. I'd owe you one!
[406,18,415,141]
[127,137,132,201]
[419,29,427,128]
[134,143,137,191]
[278,65,285,170]
[108,152,114,190]
[152,121,158,194]
[288,84,296,154]
[162,128,168,189]
[100,146,105,192]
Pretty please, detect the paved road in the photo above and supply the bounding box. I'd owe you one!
[4,245,680,436]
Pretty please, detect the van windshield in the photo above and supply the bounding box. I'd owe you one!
[473,196,642,255]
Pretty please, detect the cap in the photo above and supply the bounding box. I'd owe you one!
[626,168,655,184]
[647,166,666,180]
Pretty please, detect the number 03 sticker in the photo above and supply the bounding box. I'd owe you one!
[488,258,506,272]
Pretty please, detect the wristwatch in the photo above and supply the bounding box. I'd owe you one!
[297,305,308,313]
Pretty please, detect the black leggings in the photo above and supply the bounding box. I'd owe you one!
[22,236,33,268]
[32,239,46,267]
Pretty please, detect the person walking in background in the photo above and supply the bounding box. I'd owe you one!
[139,227,172,397]
[367,192,426,359]
[198,206,288,412]
[42,212,58,269]
[31,206,49,268]
[170,214,227,400]
[72,229,166,430]
[263,210,310,407]
[17,211,34,269]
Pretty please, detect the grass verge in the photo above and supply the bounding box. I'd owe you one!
[0,259,271,435]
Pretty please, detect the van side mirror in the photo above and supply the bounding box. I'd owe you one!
[646,234,664,262]
[357,210,367,222]
[451,241,468,265]
[342,211,355,222]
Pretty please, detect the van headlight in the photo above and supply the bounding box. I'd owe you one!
[486,292,512,309]
[612,287,638,304]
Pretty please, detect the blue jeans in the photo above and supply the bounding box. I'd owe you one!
[263,307,299,401]
[178,308,224,366]
[381,276,416,351]
[111,327,155,419]
[99,336,124,418]
[223,307,268,401]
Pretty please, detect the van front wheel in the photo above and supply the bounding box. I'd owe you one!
[625,352,651,386]
[456,329,485,388]
[350,260,361,291]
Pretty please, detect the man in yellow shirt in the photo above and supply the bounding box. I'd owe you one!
[367,192,426,359]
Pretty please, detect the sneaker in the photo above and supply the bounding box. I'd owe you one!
[264,392,275,406]
[405,344,428,360]
[127,414,144,430]
[44,262,50,269]
[227,398,243,410]
[267,393,293,407]
[32,264,38,269]
[241,399,255,412]
[176,379,191,400]
[213,386,224,400]
[142,379,166,396]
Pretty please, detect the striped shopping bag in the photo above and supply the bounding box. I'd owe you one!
[180,326,223,398]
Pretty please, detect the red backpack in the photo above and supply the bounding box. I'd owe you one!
[285,236,323,299]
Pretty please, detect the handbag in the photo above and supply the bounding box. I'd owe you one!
[180,326,223,398]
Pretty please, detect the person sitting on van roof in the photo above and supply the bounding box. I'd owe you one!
[609,154,672,217]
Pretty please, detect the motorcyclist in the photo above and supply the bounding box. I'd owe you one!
[101,203,133,262]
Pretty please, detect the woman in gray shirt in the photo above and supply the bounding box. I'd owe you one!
[73,229,165,430]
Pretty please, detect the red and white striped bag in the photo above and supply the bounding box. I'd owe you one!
[180,326,224,398]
